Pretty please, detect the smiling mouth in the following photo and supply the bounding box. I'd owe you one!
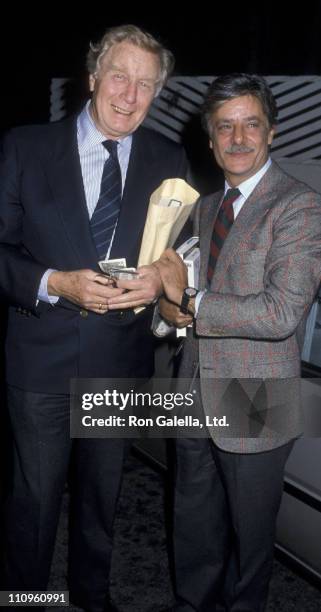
[111,104,132,115]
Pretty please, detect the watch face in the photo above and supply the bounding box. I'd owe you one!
[180,287,197,314]
[185,287,197,298]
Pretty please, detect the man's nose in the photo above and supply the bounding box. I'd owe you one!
[122,81,137,104]
[232,124,245,143]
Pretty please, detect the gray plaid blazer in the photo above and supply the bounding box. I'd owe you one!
[179,161,321,453]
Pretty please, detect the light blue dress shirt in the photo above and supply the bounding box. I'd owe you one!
[38,101,132,303]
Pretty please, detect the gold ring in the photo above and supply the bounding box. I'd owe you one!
[99,303,103,310]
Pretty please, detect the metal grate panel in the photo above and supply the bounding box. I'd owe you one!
[50,76,321,161]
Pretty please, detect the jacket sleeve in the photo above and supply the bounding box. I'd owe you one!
[0,131,47,310]
[196,191,321,340]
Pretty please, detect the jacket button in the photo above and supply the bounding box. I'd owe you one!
[80,309,88,318]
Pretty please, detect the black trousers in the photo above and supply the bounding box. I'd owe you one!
[173,437,294,612]
[3,385,127,612]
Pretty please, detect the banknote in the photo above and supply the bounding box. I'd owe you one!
[98,259,137,279]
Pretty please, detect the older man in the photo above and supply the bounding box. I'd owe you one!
[0,24,187,611]
[112,73,321,611]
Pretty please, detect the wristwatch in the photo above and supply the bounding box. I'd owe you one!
[180,287,198,314]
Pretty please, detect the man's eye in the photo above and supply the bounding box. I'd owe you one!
[113,73,125,81]
[139,80,152,91]
[218,124,231,132]
[247,122,259,128]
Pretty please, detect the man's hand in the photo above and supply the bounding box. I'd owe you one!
[107,264,163,310]
[154,248,188,306]
[48,269,125,314]
[159,296,193,328]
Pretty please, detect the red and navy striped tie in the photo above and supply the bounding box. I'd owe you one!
[207,187,240,285]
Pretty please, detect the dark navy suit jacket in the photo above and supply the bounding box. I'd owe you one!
[0,116,187,392]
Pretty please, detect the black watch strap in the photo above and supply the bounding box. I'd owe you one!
[180,287,198,314]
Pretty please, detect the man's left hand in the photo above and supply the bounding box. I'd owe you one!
[158,296,193,327]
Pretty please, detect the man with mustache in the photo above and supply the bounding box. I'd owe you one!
[109,73,321,611]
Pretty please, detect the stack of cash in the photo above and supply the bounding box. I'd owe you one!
[98,258,137,280]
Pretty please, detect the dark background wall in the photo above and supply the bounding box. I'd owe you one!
[2,3,321,130]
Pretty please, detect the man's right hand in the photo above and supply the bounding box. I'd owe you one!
[47,269,125,314]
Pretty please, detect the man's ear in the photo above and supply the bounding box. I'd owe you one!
[209,139,213,150]
[268,126,275,146]
[89,74,96,92]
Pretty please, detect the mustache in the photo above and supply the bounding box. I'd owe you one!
[225,144,255,153]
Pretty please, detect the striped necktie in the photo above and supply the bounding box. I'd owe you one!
[90,140,122,260]
[207,187,240,285]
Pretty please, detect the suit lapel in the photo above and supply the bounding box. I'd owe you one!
[198,192,222,289]
[109,128,159,266]
[202,163,281,291]
[44,117,99,269]
[46,123,162,269]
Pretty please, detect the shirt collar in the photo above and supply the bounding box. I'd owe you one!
[77,100,132,152]
[224,157,272,200]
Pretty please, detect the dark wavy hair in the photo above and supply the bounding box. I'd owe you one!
[202,73,278,134]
